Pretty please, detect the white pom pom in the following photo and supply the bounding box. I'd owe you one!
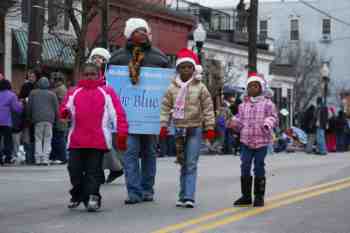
[196,65,203,74]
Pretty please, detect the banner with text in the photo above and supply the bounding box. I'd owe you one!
[106,65,175,134]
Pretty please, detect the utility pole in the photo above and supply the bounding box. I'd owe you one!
[248,0,258,73]
[27,0,45,70]
[101,0,109,49]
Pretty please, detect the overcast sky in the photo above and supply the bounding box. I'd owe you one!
[183,0,299,8]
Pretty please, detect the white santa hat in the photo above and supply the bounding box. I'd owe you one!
[246,71,266,91]
[89,47,111,62]
[124,18,151,40]
[176,48,203,80]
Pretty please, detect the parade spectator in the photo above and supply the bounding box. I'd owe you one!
[109,17,170,204]
[60,62,128,212]
[50,72,68,164]
[228,72,278,207]
[302,105,317,153]
[160,48,215,208]
[0,79,23,165]
[19,69,40,164]
[335,110,348,152]
[315,97,328,155]
[27,77,59,165]
[326,107,337,152]
[89,47,124,184]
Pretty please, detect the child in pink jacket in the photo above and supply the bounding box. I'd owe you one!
[60,63,128,212]
[228,72,278,207]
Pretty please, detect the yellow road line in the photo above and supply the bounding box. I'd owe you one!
[185,181,350,233]
[152,177,350,233]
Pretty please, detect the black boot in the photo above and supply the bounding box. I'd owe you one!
[233,176,252,206]
[253,177,266,207]
[106,170,124,184]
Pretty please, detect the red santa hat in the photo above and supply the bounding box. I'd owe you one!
[246,71,266,90]
[176,48,203,80]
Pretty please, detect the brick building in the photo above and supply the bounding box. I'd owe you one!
[86,0,195,58]
[3,0,194,92]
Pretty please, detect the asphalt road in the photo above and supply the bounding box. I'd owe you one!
[1,152,350,233]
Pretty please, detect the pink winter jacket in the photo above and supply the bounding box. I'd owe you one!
[228,96,278,149]
[60,79,128,150]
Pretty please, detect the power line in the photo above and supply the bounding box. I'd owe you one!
[298,0,350,27]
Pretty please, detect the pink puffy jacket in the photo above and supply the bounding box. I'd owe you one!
[60,79,128,150]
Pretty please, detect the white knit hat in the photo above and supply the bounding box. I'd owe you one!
[124,18,151,40]
[89,47,111,61]
[246,72,266,91]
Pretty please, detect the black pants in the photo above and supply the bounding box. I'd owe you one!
[67,149,105,202]
[0,126,13,160]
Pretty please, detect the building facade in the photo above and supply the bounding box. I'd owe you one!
[3,0,194,92]
[259,0,350,101]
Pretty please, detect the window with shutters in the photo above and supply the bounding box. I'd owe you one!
[322,19,331,35]
[290,19,299,41]
[21,0,31,23]
[48,0,70,31]
[260,20,268,40]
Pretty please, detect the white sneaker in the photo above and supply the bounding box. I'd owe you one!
[185,200,195,208]
[176,200,185,207]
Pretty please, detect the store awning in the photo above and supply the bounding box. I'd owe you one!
[13,30,75,68]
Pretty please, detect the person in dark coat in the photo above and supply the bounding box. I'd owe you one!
[109,17,170,204]
[335,110,348,152]
[315,97,328,155]
[303,105,317,153]
[19,69,40,164]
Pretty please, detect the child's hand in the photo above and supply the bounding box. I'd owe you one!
[227,117,237,128]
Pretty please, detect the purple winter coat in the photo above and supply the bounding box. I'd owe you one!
[0,90,23,127]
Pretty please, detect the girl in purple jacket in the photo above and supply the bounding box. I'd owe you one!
[228,72,278,207]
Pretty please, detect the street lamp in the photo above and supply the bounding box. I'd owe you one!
[320,63,330,106]
[193,23,207,64]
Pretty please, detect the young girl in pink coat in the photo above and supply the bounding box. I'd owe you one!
[60,63,128,212]
[228,72,278,207]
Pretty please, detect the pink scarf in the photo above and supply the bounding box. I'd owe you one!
[173,75,193,119]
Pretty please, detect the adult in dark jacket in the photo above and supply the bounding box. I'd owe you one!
[0,79,23,165]
[19,69,40,164]
[50,72,68,164]
[28,77,59,165]
[315,97,328,155]
[335,110,348,152]
[303,105,317,153]
[109,17,170,204]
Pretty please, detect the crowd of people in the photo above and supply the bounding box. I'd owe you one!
[0,16,348,213]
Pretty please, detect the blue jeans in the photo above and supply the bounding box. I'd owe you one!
[240,144,267,177]
[123,134,157,201]
[159,135,176,157]
[336,132,346,152]
[50,129,67,162]
[316,128,328,155]
[179,127,202,201]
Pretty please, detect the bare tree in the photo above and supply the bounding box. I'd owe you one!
[7,0,123,81]
[222,54,246,88]
[274,40,322,114]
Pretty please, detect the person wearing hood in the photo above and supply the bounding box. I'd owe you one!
[0,79,23,165]
[60,62,128,212]
[160,48,215,208]
[109,18,170,204]
[227,72,278,207]
[27,77,59,165]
